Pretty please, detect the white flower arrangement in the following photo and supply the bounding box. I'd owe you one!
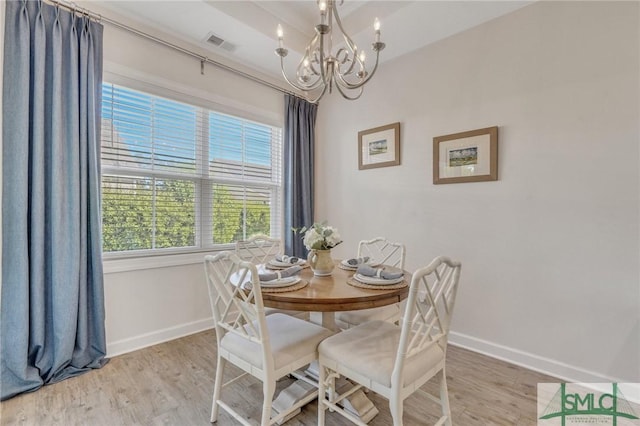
[297,222,343,251]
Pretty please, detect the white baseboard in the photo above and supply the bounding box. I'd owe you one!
[106,318,214,358]
[106,321,626,384]
[449,331,627,384]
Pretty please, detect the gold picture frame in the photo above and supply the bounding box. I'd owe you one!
[358,122,401,170]
[433,126,498,184]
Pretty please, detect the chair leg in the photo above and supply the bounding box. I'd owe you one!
[439,369,452,426]
[317,364,327,426]
[389,393,403,426]
[211,357,226,423]
[261,379,276,426]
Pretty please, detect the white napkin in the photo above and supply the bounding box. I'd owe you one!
[258,265,302,282]
[356,265,403,280]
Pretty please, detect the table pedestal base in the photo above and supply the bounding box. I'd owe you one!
[337,387,379,423]
[273,363,379,424]
[271,380,316,425]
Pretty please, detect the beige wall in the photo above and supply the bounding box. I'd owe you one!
[316,1,639,382]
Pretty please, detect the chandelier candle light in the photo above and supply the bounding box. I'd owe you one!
[275,0,385,103]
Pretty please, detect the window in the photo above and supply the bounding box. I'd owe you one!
[101,83,282,255]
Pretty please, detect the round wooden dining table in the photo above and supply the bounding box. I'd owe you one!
[261,260,410,330]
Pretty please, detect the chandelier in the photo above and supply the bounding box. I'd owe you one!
[275,0,385,103]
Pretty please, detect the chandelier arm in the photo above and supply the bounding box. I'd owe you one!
[295,63,326,90]
[305,32,321,71]
[281,69,324,92]
[295,34,323,83]
[297,56,327,91]
[334,69,365,92]
[307,48,322,76]
[336,47,358,77]
[333,80,364,100]
[332,2,360,76]
[306,83,330,104]
[317,28,329,85]
[308,62,321,77]
[279,58,322,92]
[293,52,326,89]
[334,49,381,90]
[332,2,358,53]
[334,72,359,90]
[277,33,325,91]
[300,75,326,92]
[357,50,381,85]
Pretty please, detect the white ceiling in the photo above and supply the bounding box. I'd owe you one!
[92,1,532,81]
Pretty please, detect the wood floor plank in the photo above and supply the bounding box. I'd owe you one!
[0,329,558,425]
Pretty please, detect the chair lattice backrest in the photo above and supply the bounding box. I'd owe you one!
[204,252,269,348]
[235,234,283,265]
[393,256,461,385]
[357,237,406,269]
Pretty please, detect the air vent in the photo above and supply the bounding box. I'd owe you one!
[206,33,224,46]
[204,32,236,53]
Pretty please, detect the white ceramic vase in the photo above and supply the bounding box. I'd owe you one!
[307,249,334,276]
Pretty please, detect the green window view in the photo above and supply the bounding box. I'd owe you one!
[101,83,282,254]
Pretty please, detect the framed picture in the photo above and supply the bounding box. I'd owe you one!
[433,126,498,184]
[358,122,401,170]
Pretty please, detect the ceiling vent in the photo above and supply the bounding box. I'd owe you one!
[204,32,236,53]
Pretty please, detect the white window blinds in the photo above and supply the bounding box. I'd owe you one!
[101,83,282,255]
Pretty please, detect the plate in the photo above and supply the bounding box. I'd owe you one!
[354,273,404,286]
[268,259,306,268]
[259,276,301,288]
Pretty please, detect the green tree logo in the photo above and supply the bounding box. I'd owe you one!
[539,383,639,425]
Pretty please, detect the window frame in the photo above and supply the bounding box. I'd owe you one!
[100,73,284,270]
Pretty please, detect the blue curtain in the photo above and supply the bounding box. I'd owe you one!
[283,94,318,257]
[1,0,107,400]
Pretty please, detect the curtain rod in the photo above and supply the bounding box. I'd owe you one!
[46,0,301,99]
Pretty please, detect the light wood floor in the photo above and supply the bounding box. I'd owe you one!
[1,329,557,425]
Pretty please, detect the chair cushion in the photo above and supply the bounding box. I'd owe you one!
[318,320,444,388]
[220,313,333,371]
[335,304,400,328]
[265,307,309,321]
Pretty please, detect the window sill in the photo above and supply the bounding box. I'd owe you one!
[102,249,227,274]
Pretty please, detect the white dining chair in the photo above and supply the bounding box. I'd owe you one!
[235,235,308,320]
[335,237,406,329]
[317,256,462,426]
[235,234,283,264]
[204,251,333,426]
